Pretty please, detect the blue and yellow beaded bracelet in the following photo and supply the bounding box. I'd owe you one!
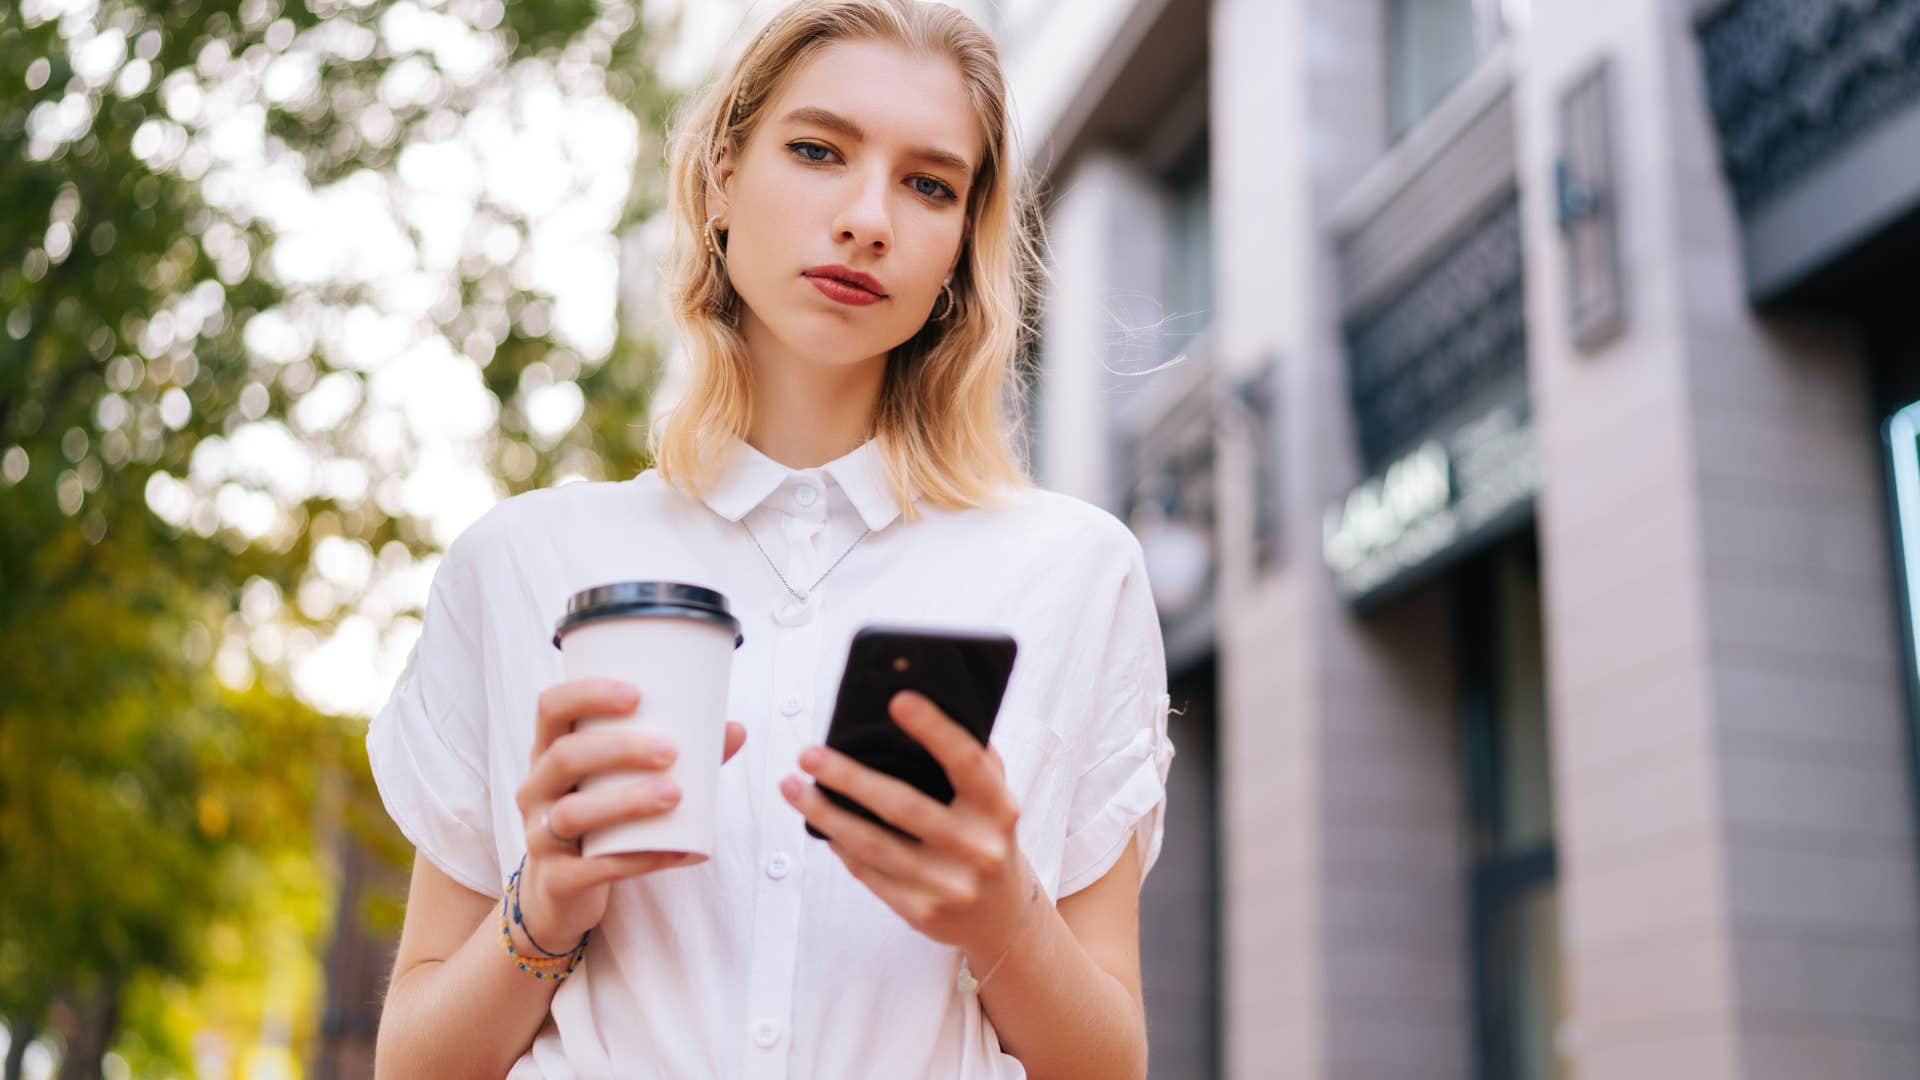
[500,854,590,980]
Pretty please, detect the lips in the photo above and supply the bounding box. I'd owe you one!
[806,274,883,307]
[802,265,887,298]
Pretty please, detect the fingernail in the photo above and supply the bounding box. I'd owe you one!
[799,747,825,770]
[655,782,680,806]
[781,776,803,798]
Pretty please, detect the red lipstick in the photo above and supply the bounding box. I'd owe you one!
[802,264,888,306]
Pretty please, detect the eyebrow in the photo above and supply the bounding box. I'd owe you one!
[780,106,975,177]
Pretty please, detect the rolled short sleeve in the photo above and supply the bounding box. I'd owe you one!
[365,539,503,898]
[1057,532,1177,898]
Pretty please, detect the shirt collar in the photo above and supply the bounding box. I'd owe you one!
[700,435,903,532]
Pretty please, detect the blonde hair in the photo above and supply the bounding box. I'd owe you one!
[650,0,1044,522]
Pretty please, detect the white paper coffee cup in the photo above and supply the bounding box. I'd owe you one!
[551,582,743,863]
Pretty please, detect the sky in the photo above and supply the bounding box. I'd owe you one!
[282,0,748,718]
[25,0,750,719]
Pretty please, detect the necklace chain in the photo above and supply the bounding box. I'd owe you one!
[740,518,873,602]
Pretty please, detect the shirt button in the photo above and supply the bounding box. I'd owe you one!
[766,852,791,879]
[794,484,818,507]
[780,694,803,716]
[753,1020,782,1048]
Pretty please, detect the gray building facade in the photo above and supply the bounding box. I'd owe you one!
[1006,0,1920,1076]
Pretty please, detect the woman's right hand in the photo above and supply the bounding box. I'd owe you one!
[512,678,748,948]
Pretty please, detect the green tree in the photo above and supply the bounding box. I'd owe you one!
[0,1,680,1074]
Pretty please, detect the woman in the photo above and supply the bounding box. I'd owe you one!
[367,1,1175,1076]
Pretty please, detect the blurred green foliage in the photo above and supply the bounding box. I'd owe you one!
[0,0,680,1075]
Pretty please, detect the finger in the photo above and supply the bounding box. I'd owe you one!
[828,839,941,921]
[796,744,968,850]
[526,798,587,857]
[888,691,1001,806]
[783,775,971,894]
[544,775,682,845]
[522,727,675,810]
[722,721,747,764]
[547,849,700,892]
[533,678,639,762]
[580,849,702,887]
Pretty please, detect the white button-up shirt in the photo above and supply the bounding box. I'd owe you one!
[365,435,1175,1079]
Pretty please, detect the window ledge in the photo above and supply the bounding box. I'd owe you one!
[1329,40,1519,239]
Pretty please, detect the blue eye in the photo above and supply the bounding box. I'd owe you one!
[912,176,959,203]
[787,141,960,205]
[788,140,835,164]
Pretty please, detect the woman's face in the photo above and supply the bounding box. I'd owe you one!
[707,39,982,369]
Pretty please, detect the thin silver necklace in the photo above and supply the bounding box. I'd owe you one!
[740,518,873,614]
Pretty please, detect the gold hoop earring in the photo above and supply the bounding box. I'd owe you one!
[703,215,727,260]
[933,281,955,321]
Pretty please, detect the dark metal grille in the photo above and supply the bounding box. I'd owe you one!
[1699,0,1920,214]
[1345,190,1528,473]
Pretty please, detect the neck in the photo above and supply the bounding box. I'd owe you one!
[741,314,887,469]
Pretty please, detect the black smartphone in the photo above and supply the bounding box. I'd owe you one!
[807,624,1018,843]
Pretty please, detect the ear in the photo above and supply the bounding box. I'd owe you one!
[704,142,737,224]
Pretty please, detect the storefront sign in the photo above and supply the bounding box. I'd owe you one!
[1323,401,1538,606]
[1885,402,1920,818]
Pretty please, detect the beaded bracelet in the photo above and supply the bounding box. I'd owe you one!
[508,853,585,957]
[499,917,584,979]
[500,854,590,980]
[500,893,587,979]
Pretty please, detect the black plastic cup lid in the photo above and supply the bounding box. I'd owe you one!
[551,581,744,650]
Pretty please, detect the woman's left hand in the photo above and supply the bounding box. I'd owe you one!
[781,689,1031,955]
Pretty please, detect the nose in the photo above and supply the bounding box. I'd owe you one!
[833,167,893,254]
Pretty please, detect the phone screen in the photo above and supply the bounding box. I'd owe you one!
[808,625,1018,843]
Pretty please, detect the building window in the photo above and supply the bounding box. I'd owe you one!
[1164,139,1213,365]
[1459,535,1564,1080]
[1387,0,1526,137]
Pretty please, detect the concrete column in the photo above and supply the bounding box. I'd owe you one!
[1513,1,1920,1075]
[1213,1,1470,1076]
[1036,151,1172,507]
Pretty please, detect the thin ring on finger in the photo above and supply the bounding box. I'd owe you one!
[541,808,582,850]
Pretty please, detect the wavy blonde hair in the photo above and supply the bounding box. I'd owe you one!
[650,0,1043,522]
